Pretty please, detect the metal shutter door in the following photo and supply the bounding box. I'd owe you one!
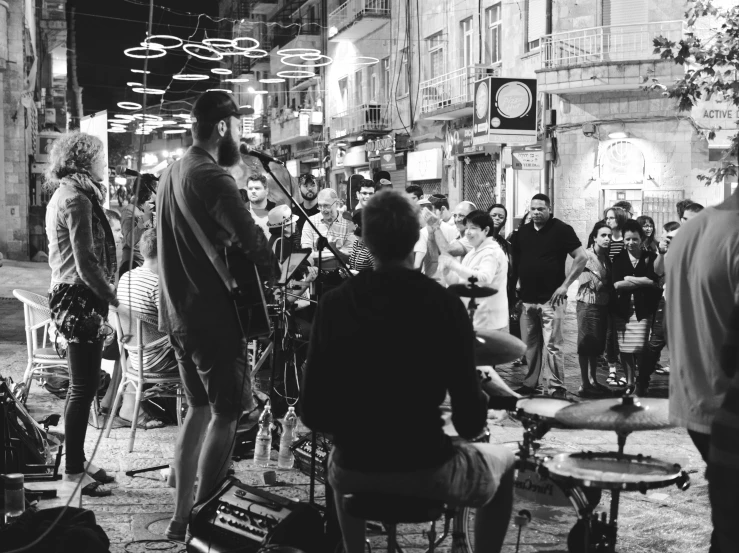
[462,155,497,210]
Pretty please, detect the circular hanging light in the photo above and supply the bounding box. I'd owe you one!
[124,45,166,59]
[202,38,236,48]
[158,120,177,125]
[224,78,250,83]
[133,113,163,121]
[143,34,183,49]
[183,43,223,61]
[127,82,143,87]
[113,114,135,120]
[211,68,232,75]
[281,53,333,68]
[251,90,269,95]
[131,69,151,74]
[233,37,260,49]
[174,113,192,119]
[163,129,187,134]
[118,101,142,110]
[260,78,286,84]
[276,70,315,79]
[242,49,268,59]
[277,47,321,56]
[347,56,380,66]
[207,88,233,93]
[172,73,209,81]
[108,128,127,133]
[132,87,167,95]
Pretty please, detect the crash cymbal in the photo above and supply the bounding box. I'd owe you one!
[449,283,498,298]
[554,396,671,433]
[474,330,526,366]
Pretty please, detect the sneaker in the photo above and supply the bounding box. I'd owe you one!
[165,519,190,543]
[550,388,568,399]
[515,385,542,396]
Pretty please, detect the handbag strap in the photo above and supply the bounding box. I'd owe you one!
[168,160,238,293]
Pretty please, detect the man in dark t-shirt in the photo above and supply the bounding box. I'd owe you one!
[511,193,587,396]
[302,190,514,553]
[295,173,320,239]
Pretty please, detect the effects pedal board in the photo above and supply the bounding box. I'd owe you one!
[188,477,323,553]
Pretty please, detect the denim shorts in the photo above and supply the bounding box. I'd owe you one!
[328,440,515,508]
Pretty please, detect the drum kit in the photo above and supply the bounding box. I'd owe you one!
[450,279,691,553]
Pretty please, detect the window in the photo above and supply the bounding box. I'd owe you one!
[428,32,445,79]
[486,4,502,64]
[397,48,408,97]
[461,18,473,68]
[526,0,546,52]
[354,69,364,106]
[383,57,390,102]
[338,76,349,112]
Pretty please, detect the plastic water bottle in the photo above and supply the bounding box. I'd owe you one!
[3,473,25,523]
[253,403,273,467]
[277,406,298,469]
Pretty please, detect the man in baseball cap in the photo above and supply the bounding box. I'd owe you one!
[373,170,392,189]
[190,91,253,168]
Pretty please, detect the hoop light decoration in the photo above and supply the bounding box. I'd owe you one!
[124,45,166,59]
[183,43,223,61]
[206,88,233,93]
[202,38,236,48]
[118,101,142,110]
[133,113,163,121]
[143,34,183,49]
[127,82,143,87]
[173,74,209,81]
[132,87,167,95]
[347,56,380,66]
[174,113,192,119]
[277,48,321,56]
[211,68,232,75]
[233,37,259,50]
[131,69,151,74]
[224,78,250,83]
[276,70,315,79]
[242,49,268,58]
[108,128,127,133]
[260,78,286,84]
[113,114,135,120]
[281,53,333,68]
[163,129,187,134]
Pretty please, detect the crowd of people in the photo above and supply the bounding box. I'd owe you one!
[40,89,738,552]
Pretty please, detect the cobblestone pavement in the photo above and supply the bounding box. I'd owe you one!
[0,287,702,553]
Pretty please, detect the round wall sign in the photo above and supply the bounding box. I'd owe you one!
[475,81,489,120]
[495,81,533,119]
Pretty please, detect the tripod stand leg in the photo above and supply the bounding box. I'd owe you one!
[125,464,170,477]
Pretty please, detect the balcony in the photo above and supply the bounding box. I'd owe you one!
[538,21,686,94]
[330,104,390,140]
[252,115,270,135]
[328,0,390,42]
[420,66,499,121]
[271,109,321,146]
[272,20,320,50]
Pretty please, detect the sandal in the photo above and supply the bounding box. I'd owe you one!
[87,468,115,484]
[119,411,166,430]
[81,481,112,497]
[655,366,670,375]
[606,372,626,386]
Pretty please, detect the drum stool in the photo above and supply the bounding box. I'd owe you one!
[341,493,444,553]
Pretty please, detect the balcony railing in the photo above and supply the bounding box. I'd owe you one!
[330,104,390,139]
[329,0,390,36]
[542,20,685,69]
[272,110,320,145]
[420,66,499,115]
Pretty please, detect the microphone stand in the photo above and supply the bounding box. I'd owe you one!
[251,155,346,512]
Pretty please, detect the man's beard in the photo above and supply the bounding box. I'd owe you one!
[217,127,240,167]
[301,189,316,201]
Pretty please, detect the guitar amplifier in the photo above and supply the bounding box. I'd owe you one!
[188,477,323,553]
[291,433,333,484]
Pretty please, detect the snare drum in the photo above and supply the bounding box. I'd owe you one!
[516,397,572,423]
[544,452,688,492]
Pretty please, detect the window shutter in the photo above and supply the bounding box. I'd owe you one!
[604,0,648,26]
[527,0,546,42]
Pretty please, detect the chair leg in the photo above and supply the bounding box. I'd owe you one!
[128,380,144,453]
[176,385,184,428]
[386,523,399,553]
[105,374,129,438]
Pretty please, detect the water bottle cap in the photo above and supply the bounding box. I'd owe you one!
[3,473,24,490]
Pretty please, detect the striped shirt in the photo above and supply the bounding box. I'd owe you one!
[350,239,374,272]
[300,213,356,257]
[608,238,624,262]
[710,292,739,468]
[117,267,176,373]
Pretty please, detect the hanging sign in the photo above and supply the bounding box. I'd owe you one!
[511,147,544,170]
[488,78,538,145]
[473,78,491,146]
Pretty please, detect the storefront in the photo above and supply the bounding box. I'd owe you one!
[407,147,444,196]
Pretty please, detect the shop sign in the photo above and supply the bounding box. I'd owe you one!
[31,162,48,174]
[407,149,443,181]
[380,152,396,170]
[487,78,538,145]
[343,146,368,168]
[334,147,346,167]
[448,127,483,156]
[692,97,738,148]
[37,132,61,162]
[473,78,491,145]
[511,147,543,170]
[365,136,395,153]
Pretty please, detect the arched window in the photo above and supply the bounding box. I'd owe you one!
[599,140,645,185]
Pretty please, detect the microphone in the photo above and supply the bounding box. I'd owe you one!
[240,145,285,168]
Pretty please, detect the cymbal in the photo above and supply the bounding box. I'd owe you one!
[474,330,526,366]
[449,283,498,298]
[554,396,672,433]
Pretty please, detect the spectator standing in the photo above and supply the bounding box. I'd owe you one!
[415,197,458,279]
[681,202,704,223]
[637,215,658,253]
[245,173,276,238]
[610,220,661,390]
[603,206,629,384]
[45,131,118,496]
[488,203,510,256]
[576,221,613,397]
[612,200,634,218]
[295,173,320,239]
[675,199,695,221]
[373,170,393,190]
[354,178,378,211]
[348,210,374,272]
[405,184,423,203]
[511,194,587,396]
[665,187,739,551]
[120,175,156,277]
[507,212,530,366]
[637,221,680,395]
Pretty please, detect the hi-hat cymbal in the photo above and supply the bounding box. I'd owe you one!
[554,396,671,433]
[449,283,498,298]
[474,330,526,366]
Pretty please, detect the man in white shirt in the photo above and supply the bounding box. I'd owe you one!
[425,200,476,259]
[414,196,459,280]
[246,174,276,238]
[301,188,355,269]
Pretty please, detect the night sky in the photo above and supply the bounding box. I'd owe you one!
[73,0,220,119]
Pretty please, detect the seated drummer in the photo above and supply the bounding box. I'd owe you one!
[301,190,515,553]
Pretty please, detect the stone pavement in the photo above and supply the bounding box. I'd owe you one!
[0,263,702,552]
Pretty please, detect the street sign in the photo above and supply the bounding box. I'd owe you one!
[473,78,491,146]
[488,78,538,144]
[511,148,544,170]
